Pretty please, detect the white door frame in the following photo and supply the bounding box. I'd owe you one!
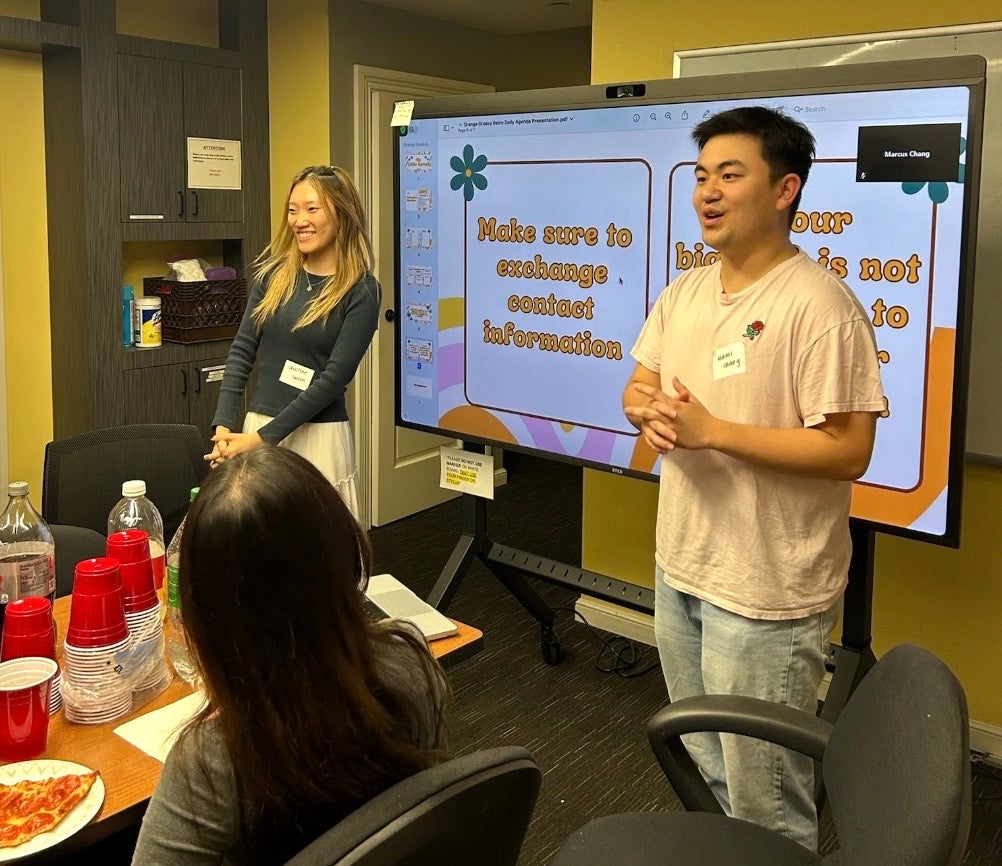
[352,65,493,528]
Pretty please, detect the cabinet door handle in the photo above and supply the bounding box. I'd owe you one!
[181,368,188,396]
[191,190,199,217]
[194,368,202,393]
[177,190,184,217]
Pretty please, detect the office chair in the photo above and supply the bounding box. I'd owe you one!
[48,524,108,596]
[42,424,208,544]
[282,746,541,866]
[552,643,971,866]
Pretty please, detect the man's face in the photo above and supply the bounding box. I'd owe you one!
[692,133,792,259]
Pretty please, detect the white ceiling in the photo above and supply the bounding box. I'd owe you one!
[362,0,592,34]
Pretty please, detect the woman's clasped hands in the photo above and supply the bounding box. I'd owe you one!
[205,426,264,468]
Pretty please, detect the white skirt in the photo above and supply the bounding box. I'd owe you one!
[242,412,360,520]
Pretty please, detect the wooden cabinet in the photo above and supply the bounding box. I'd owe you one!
[38,0,270,439]
[123,357,243,443]
[118,54,243,225]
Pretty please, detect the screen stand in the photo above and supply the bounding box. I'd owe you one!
[428,489,655,666]
[820,519,877,723]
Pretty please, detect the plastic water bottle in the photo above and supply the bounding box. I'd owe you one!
[107,481,166,598]
[0,483,56,631]
[165,487,199,685]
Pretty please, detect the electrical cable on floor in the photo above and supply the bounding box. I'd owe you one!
[971,754,1002,800]
[553,605,660,678]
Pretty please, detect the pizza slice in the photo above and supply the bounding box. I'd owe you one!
[0,771,100,849]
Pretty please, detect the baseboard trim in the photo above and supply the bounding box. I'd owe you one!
[574,595,1000,764]
[575,595,654,646]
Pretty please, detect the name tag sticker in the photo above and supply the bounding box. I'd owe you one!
[712,341,747,381]
[279,360,315,390]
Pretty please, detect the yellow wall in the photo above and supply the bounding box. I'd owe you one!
[266,0,331,232]
[587,1,1002,725]
[116,0,217,46]
[0,47,49,501]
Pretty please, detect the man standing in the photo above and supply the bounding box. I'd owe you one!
[623,106,885,850]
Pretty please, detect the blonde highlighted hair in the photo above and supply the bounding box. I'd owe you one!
[251,165,375,330]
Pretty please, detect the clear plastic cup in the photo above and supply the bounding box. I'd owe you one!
[0,657,57,761]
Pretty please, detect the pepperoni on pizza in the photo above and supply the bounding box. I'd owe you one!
[0,771,100,849]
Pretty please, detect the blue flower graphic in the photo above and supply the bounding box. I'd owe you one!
[450,145,488,201]
[901,137,966,203]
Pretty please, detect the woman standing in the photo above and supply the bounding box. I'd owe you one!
[132,446,449,865]
[207,165,380,518]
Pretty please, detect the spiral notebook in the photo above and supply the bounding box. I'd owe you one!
[364,573,458,641]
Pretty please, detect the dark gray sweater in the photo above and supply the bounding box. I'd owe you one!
[212,270,381,443]
[131,634,446,865]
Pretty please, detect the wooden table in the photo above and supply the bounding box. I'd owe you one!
[11,595,482,860]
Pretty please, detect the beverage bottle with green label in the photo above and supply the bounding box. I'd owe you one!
[165,487,199,685]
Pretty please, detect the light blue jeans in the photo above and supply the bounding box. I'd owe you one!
[654,567,838,852]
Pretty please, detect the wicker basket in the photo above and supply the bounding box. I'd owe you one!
[144,278,247,344]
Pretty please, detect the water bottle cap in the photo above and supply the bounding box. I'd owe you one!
[122,480,147,497]
[7,481,28,497]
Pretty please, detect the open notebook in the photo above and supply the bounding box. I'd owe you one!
[364,573,458,641]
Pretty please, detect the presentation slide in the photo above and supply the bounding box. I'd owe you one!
[396,84,972,539]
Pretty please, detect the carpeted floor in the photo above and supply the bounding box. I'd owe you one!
[80,451,1002,864]
[369,451,1002,866]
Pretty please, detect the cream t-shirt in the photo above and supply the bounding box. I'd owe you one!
[632,250,886,620]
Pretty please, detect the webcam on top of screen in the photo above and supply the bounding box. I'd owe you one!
[605,83,646,99]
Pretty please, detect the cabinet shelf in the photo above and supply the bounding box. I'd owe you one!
[122,340,236,371]
[116,34,241,66]
[0,14,79,51]
[122,222,245,242]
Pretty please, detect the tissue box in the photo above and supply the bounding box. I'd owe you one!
[144,278,247,344]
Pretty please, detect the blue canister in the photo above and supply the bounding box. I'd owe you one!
[122,284,134,347]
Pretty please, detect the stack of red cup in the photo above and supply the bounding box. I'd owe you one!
[0,597,61,714]
[62,557,133,723]
[105,530,166,691]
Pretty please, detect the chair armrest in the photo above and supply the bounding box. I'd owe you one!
[646,694,834,813]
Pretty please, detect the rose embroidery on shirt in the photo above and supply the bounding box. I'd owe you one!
[743,320,765,340]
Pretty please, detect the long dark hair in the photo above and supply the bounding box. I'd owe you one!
[178,445,447,858]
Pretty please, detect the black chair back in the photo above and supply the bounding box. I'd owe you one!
[283,746,541,866]
[42,424,207,543]
[823,643,971,865]
[48,524,108,596]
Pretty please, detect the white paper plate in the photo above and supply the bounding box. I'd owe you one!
[0,759,105,860]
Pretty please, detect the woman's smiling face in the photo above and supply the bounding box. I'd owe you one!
[288,180,340,268]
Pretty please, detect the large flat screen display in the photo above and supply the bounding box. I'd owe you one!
[394,57,984,545]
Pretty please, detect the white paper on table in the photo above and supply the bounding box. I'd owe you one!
[113,691,207,763]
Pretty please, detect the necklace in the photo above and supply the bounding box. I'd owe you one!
[304,270,331,293]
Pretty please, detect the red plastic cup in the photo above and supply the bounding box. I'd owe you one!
[0,657,57,761]
[1,598,56,663]
[67,559,129,648]
[72,557,123,596]
[1,597,53,638]
[106,530,150,565]
[118,561,157,613]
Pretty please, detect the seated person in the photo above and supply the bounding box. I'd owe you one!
[132,445,449,865]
